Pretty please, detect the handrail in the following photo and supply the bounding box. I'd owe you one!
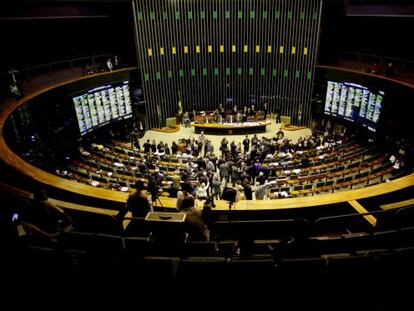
[338,51,414,66]
[20,53,113,78]
[380,198,414,210]
[0,181,117,216]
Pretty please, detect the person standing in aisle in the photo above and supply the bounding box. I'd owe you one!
[107,58,113,72]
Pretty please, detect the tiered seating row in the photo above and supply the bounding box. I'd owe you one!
[63,141,395,200]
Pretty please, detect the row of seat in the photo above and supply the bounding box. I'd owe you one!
[67,142,394,199]
[15,234,414,284]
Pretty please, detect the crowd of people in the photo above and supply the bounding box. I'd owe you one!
[180,101,280,127]
[16,117,407,244]
[83,55,120,76]
[106,120,353,241]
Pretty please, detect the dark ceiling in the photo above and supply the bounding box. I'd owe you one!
[0,0,412,73]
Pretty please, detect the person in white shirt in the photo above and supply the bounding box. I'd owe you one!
[10,83,21,98]
[197,182,208,200]
[8,68,18,84]
[106,58,113,72]
[255,183,270,200]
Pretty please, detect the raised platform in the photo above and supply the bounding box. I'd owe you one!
[281,123,306,131]
[193,121,271,135]
[151,125,180,133]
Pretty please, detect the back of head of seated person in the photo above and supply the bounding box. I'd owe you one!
[126,180,153,218]
[19,189,73,242]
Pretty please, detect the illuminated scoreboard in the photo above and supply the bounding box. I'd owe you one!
[73,81,132,136]
[324,80,384,132]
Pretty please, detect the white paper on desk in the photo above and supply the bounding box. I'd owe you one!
[108,172,113,176]
[91,180,99,186]
[114,162,124,167]
[120,187,129,192]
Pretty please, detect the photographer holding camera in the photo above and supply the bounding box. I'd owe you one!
[179,196,210,241]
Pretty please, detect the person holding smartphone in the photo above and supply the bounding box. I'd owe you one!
[19,189,73,243]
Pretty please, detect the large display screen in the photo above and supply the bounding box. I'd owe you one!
[73,81,132,136]
[324,80,384,132]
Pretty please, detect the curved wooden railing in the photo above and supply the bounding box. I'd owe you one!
[1,65,414,213]
[0,68,138,204]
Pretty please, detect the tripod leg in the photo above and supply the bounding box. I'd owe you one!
[156,196,166,212]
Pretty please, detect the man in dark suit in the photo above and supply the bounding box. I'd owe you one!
[275,105,281,123]
[263,102,268,120]
[126,181,152,217]
[219,161,229,187]
[243,135,250,154]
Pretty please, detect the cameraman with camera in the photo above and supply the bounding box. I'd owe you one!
[179,196,210,241]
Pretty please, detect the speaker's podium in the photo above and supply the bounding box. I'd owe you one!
[166,117,177,128]
[145,212,187,245]
[280,115,291,126]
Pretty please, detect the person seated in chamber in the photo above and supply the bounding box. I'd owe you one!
[236,112,243,123]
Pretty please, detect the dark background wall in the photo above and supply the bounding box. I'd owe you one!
[134,0,322,128]
[0,1,136,77]
[318,0,414,64]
